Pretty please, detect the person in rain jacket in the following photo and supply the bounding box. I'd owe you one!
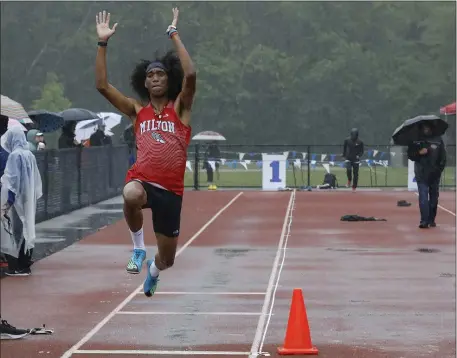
[0,115,8,267]
[0,126,43,276]
[26,129,40,152]
[0,115,8,178]
[407,122,446,228]
[0,119,41,340]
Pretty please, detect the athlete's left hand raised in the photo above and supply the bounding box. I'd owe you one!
[166,7,179,35]
[171,7,179,28]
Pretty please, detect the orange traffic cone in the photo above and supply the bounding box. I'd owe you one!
[277,288,319,355]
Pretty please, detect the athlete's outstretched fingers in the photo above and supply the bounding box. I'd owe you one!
[123,181,147,207]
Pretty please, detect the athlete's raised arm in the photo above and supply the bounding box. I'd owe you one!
[167,8,196,125]
[95,11,138,119]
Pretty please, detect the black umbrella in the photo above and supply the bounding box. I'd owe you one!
[58,108,100,122]
[391,115,448,146]
[28,110,65,133]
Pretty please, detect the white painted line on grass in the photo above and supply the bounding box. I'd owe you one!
[142,291,266,295]
[414,192,456,216]
[118,311,269,316]
[73,350,270,356]
[60,192,244,358]
[249,190,296,358]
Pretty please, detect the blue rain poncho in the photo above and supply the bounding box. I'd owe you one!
[1,126,43,258]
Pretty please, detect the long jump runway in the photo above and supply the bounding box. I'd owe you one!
[0,190,455,358]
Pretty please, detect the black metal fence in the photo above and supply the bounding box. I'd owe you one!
[32,143,455,222]
[34,145,130,223]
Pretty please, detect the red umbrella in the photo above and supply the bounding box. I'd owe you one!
[440,101,456,115]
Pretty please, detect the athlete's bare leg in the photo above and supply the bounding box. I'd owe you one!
[123,181,148,274]
[143,233,178,297]
[123,181,147,232]
[154,233,178,270]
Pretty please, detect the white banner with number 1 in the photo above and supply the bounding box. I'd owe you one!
[261,154,287,190]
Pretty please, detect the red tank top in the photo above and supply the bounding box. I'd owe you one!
[125,101,191,196]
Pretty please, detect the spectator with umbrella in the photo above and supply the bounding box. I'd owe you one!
[58,108,100,148]
[27,110,65,134]
[192,131,225,190]
[89,122,112,147]
[393,115,448,229]
[203,141,221,190]
[25,129,46,152]
[58,122,80,149]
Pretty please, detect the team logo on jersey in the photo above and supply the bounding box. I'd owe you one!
[151,131,166,144]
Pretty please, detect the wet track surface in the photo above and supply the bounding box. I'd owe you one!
[1,197,126,277]
[0,190,455,358]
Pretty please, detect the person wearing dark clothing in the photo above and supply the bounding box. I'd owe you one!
[90,123,112,147]
[407,123,446,229]
[203,141,221,190]
[123,124,136,166]
[343,128,364,191]
[58,122,79,149]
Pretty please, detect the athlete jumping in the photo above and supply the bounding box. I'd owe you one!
[95,8,196,297]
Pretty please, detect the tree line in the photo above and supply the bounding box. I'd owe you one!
[1,1,455,145]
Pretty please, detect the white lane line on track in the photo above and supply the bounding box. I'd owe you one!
[258,188,297,353]
[413,192,456,216]
[60,192,244,358]
[249,190,296,358]
[118,311,271,316]
[73,350,271,356]
[141,291,266,295]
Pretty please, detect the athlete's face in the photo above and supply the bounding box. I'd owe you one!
[145,68,168,97]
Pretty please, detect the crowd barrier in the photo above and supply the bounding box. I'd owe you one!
[34,145,130,223]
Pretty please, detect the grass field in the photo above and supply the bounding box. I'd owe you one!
[184,164,456,189]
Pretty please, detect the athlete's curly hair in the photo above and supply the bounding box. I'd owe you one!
[130,50,183,103]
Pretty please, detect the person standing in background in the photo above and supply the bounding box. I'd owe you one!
[122,124,136,167]
[1,126,43,276]
[343,128,364,192]
[35,132,46,150]
[0,115,8,178]
[58,122,80,149]
[0,115,9,267]
[203,141,221,190]
[26,129,40,152]
[407,123,446,228]
[0,118,38,340]
[89,122,112,146]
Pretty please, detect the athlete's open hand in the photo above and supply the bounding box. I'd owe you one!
[96,11,118,42]
[171,7,179,28]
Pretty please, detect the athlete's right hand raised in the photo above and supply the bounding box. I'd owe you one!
[96,11,118,41]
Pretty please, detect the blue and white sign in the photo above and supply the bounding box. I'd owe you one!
[262,154,287,190]
[407,159,417,191]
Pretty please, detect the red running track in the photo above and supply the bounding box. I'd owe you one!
[0,190,455,358]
